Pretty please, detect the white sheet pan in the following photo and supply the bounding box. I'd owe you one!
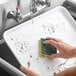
[3,6,76,76]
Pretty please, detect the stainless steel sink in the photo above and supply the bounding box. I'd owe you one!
[0,43,20,76]
[0,43,20,67]
[0,0,65,75]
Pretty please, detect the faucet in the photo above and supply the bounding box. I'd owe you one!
[31,0,51,13]
[7,0,23,23]
[7,0,51,23]
[30,0,37,13]
[36,0,51,7]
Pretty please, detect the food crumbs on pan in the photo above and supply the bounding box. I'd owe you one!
[47,66,50,71]
[74,62,76,64]
[59,70,61,72]
[21,46,23,50]
[29,48,31,50]
[36,58,39,63]
[27,61,31,68]
[58,59,68,68]
[19,50,22,52]
[53,72,56,75]
[30,55,32,58]
[43,25,46,29]
[10,37,13,40]
[36,58,38,61]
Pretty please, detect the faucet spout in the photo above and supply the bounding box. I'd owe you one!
[7,0,23,23]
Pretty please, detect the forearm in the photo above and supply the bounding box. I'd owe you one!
[54,66,76,76]
[71,48,76,57]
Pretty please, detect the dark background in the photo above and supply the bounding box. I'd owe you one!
[0,43,20,76]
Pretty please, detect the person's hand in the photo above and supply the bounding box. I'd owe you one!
[20,66,40,76]
[43,37,76,59]
[54,66,76,76]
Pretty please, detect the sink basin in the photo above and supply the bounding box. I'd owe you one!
[0,67,12,76]
[0,43,20,68]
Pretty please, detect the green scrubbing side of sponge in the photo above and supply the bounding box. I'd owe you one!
[39,38,57,57]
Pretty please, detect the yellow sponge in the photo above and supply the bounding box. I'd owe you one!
[39,38,57,57]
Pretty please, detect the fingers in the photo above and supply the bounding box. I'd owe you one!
[20,66,33,74]
[46,37,57,41]
[43,37,63,51]
[46,37,53,40]
[20,66,40,76]
[49,53,62,58]
[20,66,29,74]
[46,37,61,42]
[43,40,58,48]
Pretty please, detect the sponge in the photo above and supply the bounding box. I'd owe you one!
[39,38,57,57]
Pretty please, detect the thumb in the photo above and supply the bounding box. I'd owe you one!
[20,66,39,76]
[49,53,61,58]
[20,66,31,74]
